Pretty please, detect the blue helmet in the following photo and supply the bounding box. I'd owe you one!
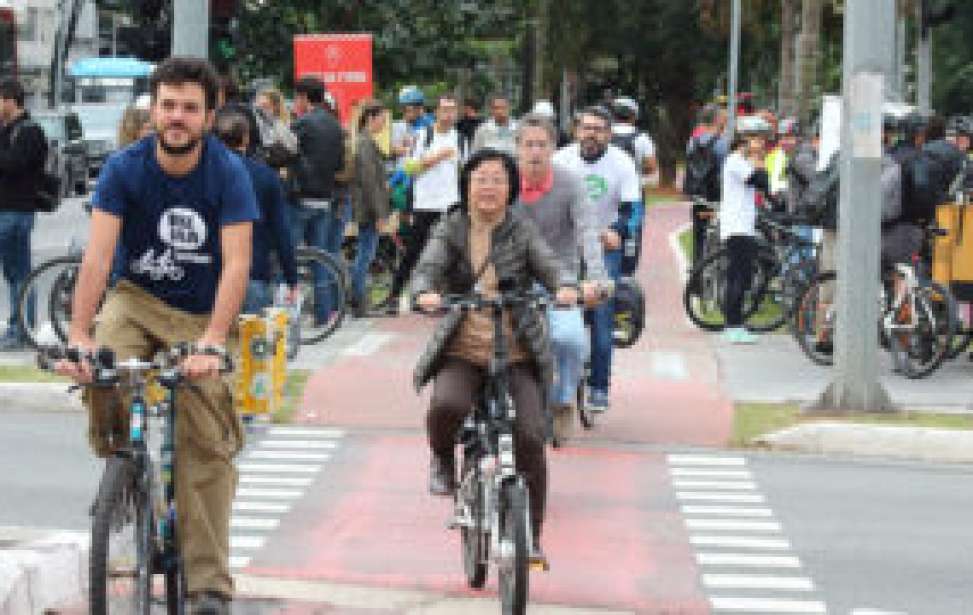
[398,86,425,106]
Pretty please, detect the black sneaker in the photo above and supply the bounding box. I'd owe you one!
[428,454,456,496]
[192,591,230,615]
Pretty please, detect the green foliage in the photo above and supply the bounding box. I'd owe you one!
[932,2,973,116]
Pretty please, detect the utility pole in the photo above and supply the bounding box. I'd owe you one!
[172,0,209,59]
[894,1,906,102]
[726,0,741,141]
[534,0,547,102]
[814,0,896,414]
[916,0,932,113]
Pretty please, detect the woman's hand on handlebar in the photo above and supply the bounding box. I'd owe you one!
[55,335,96,384]
[555,286,579,307]
[580,281,603,308]
[416,292,443,313]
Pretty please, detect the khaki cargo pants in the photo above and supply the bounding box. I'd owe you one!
[85,281,243,598]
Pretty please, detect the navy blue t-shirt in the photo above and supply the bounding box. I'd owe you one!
[94,134,259,314]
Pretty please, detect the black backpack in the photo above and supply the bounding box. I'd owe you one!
[900,149,942,224]
[683,136,720,201]
[611,131,638,162]
[798,152,840,230]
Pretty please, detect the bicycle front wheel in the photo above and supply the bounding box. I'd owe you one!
[497,481,529,615]
[459,455,487,588]
[894,281,957,379]
[792,271,836,366]
[683,247,778,332]
[295,247,348,344]
[90,456,153,615]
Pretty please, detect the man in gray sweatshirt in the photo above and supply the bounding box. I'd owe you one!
[515,114,607,439]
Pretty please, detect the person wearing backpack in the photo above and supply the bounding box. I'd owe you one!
[611,97,655,274]
[0,78,48,350]
[685,104,729,266]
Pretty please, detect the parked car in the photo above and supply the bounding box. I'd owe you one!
[71,103,128,181]
[32,109,88,197]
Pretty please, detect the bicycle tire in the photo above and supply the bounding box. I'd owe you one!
[792,271,836,366]
[295,247,348,344]
[49,262,79,346]
[90,456,152,615]
[497,481,529,615]
[577,362,594,430]
[682,247,776,332]
[16,255,81,349]
[165,560,185,614]
[945,325,973,360]
[460,455,487,588]
[896,280,957,379]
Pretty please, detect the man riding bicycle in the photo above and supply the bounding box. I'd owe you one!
[56,57,258,615]
[412,148,578,567]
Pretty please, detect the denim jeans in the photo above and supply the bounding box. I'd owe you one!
[588,248,622,392]
[0,211,35,339]
[351,222,379,305]
[241,279,273,315]
[289,203,340,323]
[548,306,588,406]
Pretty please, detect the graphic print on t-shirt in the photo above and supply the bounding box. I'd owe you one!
[131,207,212,282]
[584,174,609,202]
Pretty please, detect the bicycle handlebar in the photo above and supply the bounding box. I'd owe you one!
[37,343,234,385]
[411,285,612,316]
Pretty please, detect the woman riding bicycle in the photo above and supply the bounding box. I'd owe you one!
[412,148,577,565]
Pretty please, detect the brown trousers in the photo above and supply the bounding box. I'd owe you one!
[428,357,548,539]
[85,281,242,597]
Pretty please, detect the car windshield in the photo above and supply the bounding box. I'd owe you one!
[72,104,127,142]
[33,115,66,143]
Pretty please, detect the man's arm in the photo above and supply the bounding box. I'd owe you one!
[68,210,121,346]
[200,222,251,346]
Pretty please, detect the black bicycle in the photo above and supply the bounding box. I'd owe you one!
[417,286,551,615]
[39,343,232,614]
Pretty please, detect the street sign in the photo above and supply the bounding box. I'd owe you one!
[293,33,373,126]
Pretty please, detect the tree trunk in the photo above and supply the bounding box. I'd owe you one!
[796,0,823,130]
[779,0,799,115]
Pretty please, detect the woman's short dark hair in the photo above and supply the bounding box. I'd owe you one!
[213,108,250,150]
[0,78,25,108]
[149,56,221,110]
[459,148,520,209]
[294,76,325,105]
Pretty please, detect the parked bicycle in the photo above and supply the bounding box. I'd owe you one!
[38,342,232,614]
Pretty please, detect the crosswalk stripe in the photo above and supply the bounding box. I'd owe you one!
[231,517,280,530]
[702,574,814,591]
[709,596,826,613]
[247,451,331,461]
[690,535,792,550]
[258,439,338,450]
[232,501,291,514]
[229,555,251,569]
[267,427,346,438]
[681,506,774,517]
[238,475,315,487]
[672,480,756,491]
[670,469,753,479]
[237,462,322,474]
[230,535,266,549]
[676,492,766,503]
[235,487,302,499]
[667,455,747,466]
[697,553,801,568]
[685,519,782,532]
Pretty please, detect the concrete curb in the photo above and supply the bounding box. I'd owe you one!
[0,528,88,615]
[755,422,973,464]
[0,383,82,413]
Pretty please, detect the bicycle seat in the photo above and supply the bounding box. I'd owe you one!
[926,226,949,237]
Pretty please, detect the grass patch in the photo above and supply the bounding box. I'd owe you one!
[271,368,312,424]
[678,228,693,262]
[731,402,973,448]
[0,365,68,383]
[644,187,687,210]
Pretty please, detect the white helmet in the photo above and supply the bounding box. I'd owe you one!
[613,96,639,119]
[531,99,555,119]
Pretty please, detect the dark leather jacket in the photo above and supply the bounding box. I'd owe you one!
[288,106,343,200]
[0,112,48,212]
[410,205,574,391]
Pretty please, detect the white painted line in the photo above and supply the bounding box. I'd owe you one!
[229,556,251,569]
[702,574,814,591]
[267,427,346,438]
[672,480,756,491]
[237,462,322,474]
[650,351,689,381]
[697,553,802,568]
[681,506,773,517]
[247,451,331,461]
[233,501,291,514]
[690,535,792,550]
[850,610,908,615]
[670,468,752,479]
[685,519,782,533]
[668,454,747,466]
[676,492,766,503]
[668,221,692,286]
[342,332,394,356]
[235,488,303,499]
[258,439,339,450]
[709,596,826,613]
[238,475,315,487]
[231,517,280,530]
[230,535,266,550]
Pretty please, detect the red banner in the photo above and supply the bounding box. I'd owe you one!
[293,33,373,126]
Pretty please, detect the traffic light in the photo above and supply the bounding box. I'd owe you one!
[117,24,170,61]
[921,0,955,35]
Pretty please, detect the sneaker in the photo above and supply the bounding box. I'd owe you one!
[587,389,609,414]
[551,403,574,443]
[529,538,550,571]
[721,327,741,343]
[191,591,231,615]
[428,454,456,496]
[733,329,758,345]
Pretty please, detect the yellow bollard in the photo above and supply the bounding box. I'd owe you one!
[265,306,290,414]
[237,314,273,417]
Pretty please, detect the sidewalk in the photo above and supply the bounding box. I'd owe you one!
[0,526,87,615]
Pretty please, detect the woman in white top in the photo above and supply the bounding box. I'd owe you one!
[720,116,772,344]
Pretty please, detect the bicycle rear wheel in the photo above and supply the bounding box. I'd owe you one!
[792,271,836,366]
[90,456,153,615]
[497,481,529,615]
[894,281,956,378]
[295,247,348,344]
[17,255,82,349]
[683,247,778,332]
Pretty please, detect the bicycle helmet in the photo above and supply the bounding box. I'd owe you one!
[612,96,639,120]
[736,114,773,135]
[398,86,425,106]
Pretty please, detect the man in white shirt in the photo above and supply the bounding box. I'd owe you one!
[384,93,464,312]
[472,93,518,155]
[553,106,641,413]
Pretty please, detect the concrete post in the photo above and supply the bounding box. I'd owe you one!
[726,0,741,141]
[814,0,895,413]
[172,0,209,59]
[916,5,932,114]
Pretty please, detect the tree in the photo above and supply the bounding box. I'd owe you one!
[779,0,799,115]
[796,0,824,130]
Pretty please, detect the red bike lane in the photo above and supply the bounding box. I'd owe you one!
[238,203,733,613]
